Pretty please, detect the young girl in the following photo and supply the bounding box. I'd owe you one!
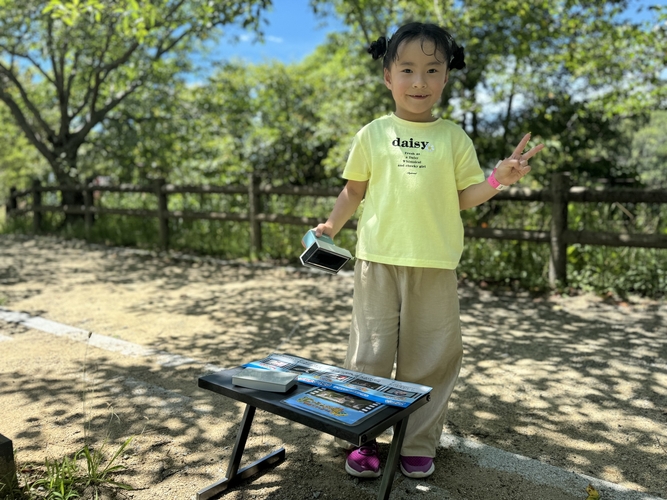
[314,22,544,479]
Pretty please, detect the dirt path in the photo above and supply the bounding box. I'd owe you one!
[1,234,666,499]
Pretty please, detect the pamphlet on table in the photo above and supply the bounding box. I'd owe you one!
[282,387,383,425]
[243,353,432,408]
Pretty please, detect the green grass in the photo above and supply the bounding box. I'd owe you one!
[0,439,132,500]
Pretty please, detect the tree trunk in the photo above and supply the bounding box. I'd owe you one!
[61,188,85,225]
[52,147,85,226]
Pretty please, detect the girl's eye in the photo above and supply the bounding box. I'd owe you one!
[428,69,438,73]
[402,69,413,73]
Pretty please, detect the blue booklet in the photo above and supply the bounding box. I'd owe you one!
[283,387,383,426]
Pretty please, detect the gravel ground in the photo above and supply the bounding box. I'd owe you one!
[0,233,666,499]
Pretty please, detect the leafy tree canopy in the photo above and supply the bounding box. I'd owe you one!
[312,0,667,185]
[2,0,665,193]
[81,32,393,187]
[0,0,271,192]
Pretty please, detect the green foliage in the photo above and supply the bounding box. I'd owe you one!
[0,211,31,235]
[314,0,666,184]
[0,0,272,186]
[459,199,667,297]
[563,198,667,296]
[298,33,394,178]
[194,38,390,188]
[75,438,132,492]
[36,192,162,249]
[74,31,393,188]
[2,0,666,297]
[566,245,667,297]
[201,61,332,185]
[78,76,218,185]
[2,438,132,500]
[627,111,667,187]
[33,456,79,500]
[0,105,50,203]
[459,239,551,290]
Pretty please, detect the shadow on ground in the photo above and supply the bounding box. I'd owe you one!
[1,234,666,499]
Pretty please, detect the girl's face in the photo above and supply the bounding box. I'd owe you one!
[384,38,449,122]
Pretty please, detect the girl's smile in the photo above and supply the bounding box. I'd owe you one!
[383,39,449,122]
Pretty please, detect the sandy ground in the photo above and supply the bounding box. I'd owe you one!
[0,233,666,500]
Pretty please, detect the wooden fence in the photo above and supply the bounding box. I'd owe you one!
[6,172,667,287]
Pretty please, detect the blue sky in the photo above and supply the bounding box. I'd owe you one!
[199,0,666,68]
[200,0,345,67]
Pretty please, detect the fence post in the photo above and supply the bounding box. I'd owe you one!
[83,182,93,238]
[0,433,17,491]
[549,171,570,288]
[248,173,262,259]
[155,178,169,250]
[7,187,17,216]
[32,179,42,234]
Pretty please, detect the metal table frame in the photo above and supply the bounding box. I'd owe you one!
[197,366,430,500]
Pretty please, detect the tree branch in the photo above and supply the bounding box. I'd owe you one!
[98,41,141,81]
[69,20,116,121]
[349,3,372,46]
[155,28,193,58]
[0,43,57,86]
[56,42,72,143]
[0,88,57,169]
[0,63,57,142]
[503,70,518,144]
[72,79,144,146]
[46,17,61,93]
[65,49,81,99]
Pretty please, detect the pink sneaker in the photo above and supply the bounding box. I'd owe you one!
[345,440,381,478]
[400,456,435,478]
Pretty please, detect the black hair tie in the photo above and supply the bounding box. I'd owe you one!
[367,37,387,60]
[450,45,466,70]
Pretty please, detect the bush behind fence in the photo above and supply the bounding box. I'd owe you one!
[5,173,667,297]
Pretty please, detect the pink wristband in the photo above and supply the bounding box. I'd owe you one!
[487,166,507,191]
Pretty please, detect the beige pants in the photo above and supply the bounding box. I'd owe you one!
[341,260,463,457]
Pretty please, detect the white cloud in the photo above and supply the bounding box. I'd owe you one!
[236,33,282,44]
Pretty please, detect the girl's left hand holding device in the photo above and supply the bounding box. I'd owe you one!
[493,133,545,187]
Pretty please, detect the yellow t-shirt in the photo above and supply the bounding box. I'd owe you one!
[343,113,484,269]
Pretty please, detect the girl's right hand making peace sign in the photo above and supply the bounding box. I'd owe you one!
[493,133,545,187]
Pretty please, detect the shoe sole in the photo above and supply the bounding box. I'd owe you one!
[345,461,381,478]
[400,462,435,478]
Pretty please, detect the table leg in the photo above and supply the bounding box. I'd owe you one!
[196,404,286,500]
[377,415,409,500]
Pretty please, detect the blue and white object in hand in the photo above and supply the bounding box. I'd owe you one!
[299,229,353,274]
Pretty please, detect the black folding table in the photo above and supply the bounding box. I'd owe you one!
[197,365,430,500]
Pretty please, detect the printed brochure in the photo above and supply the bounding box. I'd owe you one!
[243,353,431,408]
[283,387,383,426]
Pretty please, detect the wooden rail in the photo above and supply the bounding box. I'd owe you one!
[6,173,667,287]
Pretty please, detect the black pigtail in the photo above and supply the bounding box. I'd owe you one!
[367,36,388,60]
[450,43,466,70]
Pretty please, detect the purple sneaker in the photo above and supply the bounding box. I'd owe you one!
[345,440,381,478]
[400,456,435,478]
